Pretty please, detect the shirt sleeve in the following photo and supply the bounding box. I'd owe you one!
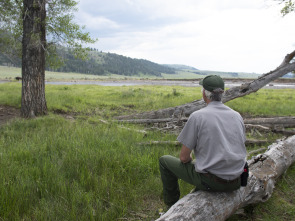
[177,114,198,150]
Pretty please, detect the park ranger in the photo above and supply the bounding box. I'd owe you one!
[159,75,247,208]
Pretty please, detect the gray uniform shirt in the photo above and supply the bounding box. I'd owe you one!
[177,101,246,180]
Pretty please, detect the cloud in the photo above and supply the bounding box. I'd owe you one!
[78,12,121,32]
[76,0,295,73]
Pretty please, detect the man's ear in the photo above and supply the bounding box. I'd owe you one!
[202,88,206,100]
[202,88,210,104]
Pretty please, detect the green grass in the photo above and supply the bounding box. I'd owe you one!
[0,65,201,80]
[0,65,258,80]
[0,116,180,220]
[0,82,295,220]
[1,82,295,117]
[227,89,295,117]
[0,65,119,80]
[228,163,295,221]
[0,83,202,116]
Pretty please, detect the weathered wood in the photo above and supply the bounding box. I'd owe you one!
[245,124,270,131]
[245,124,295,135]
[116,118,184,124]
[244,117,295,128]
[138,141,180,146]
[89,118,147,134]
[272,129,295,136]
[138,139,268,146]
[117,117,295,131]
[156,135,295,221]
[116,50,295,120]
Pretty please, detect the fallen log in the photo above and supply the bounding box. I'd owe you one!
[156,135,295,221]
[245,124,295,136]
[138,141,180,146]
[116,117,295,137]
[244,124,270,132]
[272,129,295,136]
[116,50,295,120]
[244,117,295,128]
[117,116,295,128]
[88,118,147,134]
[116,118,183,124]
[138,139,268,146]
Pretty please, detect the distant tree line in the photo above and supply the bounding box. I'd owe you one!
[47,47,105,75]
[102,53,176,76]
[0,45,176,77]
[0,51,21,67]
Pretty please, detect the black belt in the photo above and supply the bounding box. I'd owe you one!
[203,173,240,184]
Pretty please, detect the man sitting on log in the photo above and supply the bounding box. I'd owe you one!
[159,75,247,208]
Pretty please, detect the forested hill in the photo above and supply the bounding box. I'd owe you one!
[0,48,176,77]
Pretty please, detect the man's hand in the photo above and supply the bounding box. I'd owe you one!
[180,145,192,163]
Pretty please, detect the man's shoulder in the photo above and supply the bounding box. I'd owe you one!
[190,106,210,119]
[191,103,242,118]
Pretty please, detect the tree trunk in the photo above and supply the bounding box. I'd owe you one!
[156,135,295,221]
[21,0,47,118]
[116,50,295,120]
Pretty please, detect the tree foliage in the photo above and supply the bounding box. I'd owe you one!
[278,0,295,77]
[280,0,295,16]
[0,48,176,77]
[0,0,23,65]
[46,50,176,76]
[0,0,96,67]
[0,0,96,118]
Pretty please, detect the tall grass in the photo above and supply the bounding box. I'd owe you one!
[0,83,202,116]
[0,82,295,220]
[0,116,184,220]
[0,65,195,80]
[1,82,295,117]
[0,65,123,80]
[227,89,295,116]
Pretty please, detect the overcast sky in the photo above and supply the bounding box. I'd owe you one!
[75,0,295,74]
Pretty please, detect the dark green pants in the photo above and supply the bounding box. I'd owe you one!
[159,155,241,207]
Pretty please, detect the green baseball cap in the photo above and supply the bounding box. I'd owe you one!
[199,75,224,92]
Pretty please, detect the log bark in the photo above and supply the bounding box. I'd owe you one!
[117,116,295,130]
[272,129,295,136]
[244,117,295,128]
[156,135,295,221]
[116,50,295,120]
[245,124,270,132]
[138,139,268,146]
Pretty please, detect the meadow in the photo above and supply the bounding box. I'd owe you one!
[0,81,295,220]
[0,65,257,80]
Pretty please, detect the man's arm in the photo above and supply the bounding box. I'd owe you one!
[180,145,192,163]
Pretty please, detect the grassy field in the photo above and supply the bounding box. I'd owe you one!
[0,65,121,80]
[0,65,257,80]
[0,82,295,220]
[0,65,206,80]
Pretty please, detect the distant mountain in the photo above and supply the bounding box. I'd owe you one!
[0,47,176,77]
[163,64,198,71]
[48,48,177,77]
[0,46,262,79]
